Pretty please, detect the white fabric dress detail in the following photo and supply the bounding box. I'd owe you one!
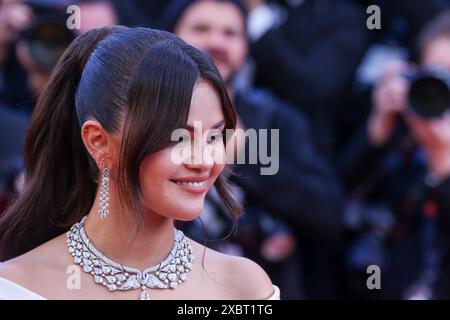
[0,277,280,300]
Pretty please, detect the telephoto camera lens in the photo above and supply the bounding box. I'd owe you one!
[21,19,75,72]
[408,69,450,119]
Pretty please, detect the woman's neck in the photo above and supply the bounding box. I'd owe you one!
[83,194,175,270]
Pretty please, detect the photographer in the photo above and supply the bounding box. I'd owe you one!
[0,0,33,112]
[0,0,76,113]
[339,12,450,299]
[0,1,77,218]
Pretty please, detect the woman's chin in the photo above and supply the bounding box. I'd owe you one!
[172,201,205,221]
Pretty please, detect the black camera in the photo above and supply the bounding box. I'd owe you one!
[19,0,75,72]
[407,68,450,119]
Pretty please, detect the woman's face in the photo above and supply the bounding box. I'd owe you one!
[139,80,226,221]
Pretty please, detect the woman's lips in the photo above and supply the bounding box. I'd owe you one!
[170,176,209,194]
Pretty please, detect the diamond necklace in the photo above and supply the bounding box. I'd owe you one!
[66,216,195,300]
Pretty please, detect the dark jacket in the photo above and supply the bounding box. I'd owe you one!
[250,0,369,155]
[338,119,450,298]
[233,89,345,245]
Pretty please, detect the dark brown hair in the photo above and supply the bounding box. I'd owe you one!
[0,26,241,261]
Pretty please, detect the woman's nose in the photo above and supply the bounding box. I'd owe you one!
[184,134,218,171]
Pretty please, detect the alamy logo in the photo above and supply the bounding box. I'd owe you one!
[66,5,81,30]
[66,265,81,290]
[170,121,280,175]
[366,265,381,290]
[366,5,381,30]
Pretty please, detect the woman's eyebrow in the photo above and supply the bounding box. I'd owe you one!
[186,119,225,131]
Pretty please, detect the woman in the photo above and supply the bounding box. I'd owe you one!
[0,26,279,300]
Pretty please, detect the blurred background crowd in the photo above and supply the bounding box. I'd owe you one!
[1,0,450,299]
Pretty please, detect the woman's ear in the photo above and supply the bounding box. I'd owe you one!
[81,120,112,167]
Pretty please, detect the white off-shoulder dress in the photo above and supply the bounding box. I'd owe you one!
[0,277,280,300]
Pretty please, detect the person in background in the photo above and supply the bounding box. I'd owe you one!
[0,0,34,113]
[109,0,169,29]
[0,105,27,215]
[77,0,118,34]
[338,11,450,299]
[245,0,369,158]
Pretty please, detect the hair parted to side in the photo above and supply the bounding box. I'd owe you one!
[0,26,241,261]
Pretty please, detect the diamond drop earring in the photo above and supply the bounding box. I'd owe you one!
[98,156,110,219]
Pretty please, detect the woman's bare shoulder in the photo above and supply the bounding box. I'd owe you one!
[0,233,69,284]
[189,239,275,300]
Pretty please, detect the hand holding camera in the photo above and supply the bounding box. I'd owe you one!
[368,63,410,146]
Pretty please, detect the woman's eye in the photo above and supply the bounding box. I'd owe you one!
[177,135,190,143]
[208,132,222,143]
